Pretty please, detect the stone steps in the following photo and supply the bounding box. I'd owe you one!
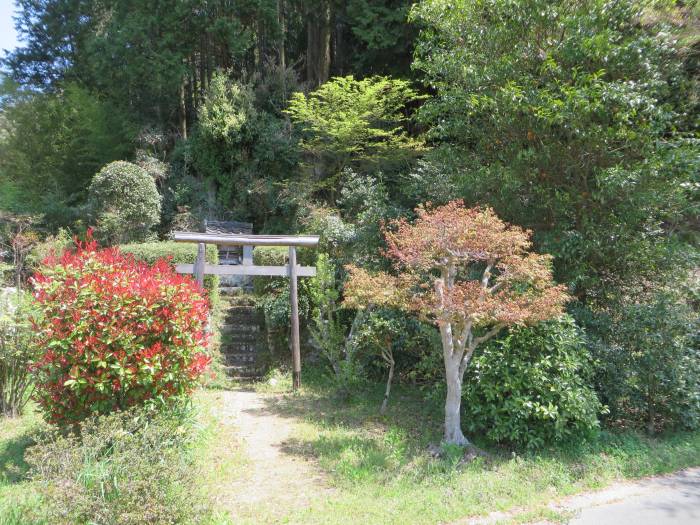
[217,294,265,378]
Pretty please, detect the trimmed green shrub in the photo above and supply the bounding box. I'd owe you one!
[463,316,602,448]
[120,241,220,306]
[88,161,162,245]
[252,246,288,296]
[25,405,206,525]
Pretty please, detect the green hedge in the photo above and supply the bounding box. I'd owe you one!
[252,246,288,296]
[462,316,602,448]
[120,241,219,304]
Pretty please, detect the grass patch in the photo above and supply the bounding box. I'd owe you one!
[0,406,44,525]
[191,390,247,524]
[229,366,700,524]
[0,413,40,486]
[0,391,245,525]
[1,376,699,524]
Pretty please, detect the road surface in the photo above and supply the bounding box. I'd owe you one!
[566,467,700,525]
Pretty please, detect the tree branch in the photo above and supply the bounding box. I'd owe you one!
[470,323,506,350]
[480,260,494,290]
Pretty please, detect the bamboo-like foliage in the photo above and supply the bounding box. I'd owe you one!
[0,291,36,417]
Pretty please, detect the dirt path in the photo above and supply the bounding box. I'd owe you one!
[208,389,332,521]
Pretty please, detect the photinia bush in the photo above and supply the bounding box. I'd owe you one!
[30,233,211,424]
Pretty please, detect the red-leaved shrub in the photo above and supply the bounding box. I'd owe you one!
[30,234,211,424]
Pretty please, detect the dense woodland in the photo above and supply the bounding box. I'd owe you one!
[1,0,699,441]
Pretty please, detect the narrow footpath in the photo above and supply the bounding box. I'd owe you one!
[207,389,333,522]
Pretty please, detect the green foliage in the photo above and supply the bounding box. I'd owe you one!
[588,292,700,433]
[198,73,257,143]
[286,75,424,197]
[118,241,219,266]
[337,169,401,267]
[344,1,416,75]
[309,254,345,373]
[25,229,73,273]
[411,0,698,300]
[184,74,299,229]
[0,83,134,217]
[300,206,358,261]
[0,291,38,417]
[88,161,162,245]
[307,254,368,395]
[119,241,220,304]
[462,317,603,448]
[25,405,206,525]
[252,245,288,296]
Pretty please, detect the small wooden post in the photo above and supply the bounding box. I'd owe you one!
[194,242,205,287]
[289,246,301,390]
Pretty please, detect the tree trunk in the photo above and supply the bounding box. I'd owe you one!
[278,0,286,70]
[647,377,656,436]
[179,77,188,140]
[306,0,331,87]
[379,348,395,415]
[444,351,469,445]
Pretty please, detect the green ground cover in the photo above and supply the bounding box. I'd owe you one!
[1,376,699,525]
[228,370,700,524]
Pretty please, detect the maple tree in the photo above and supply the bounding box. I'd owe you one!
[344,201,569,445]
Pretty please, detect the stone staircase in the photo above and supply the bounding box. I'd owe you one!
[218,288,266,378]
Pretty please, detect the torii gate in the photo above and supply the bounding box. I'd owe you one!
[172,232,320,390]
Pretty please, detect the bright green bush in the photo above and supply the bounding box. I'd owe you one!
[25,405,206,525]
[462,316,602,448]
[88,161,162,245]
[120,241,220,305]
[286,75,424,195]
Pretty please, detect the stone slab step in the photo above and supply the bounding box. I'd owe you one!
[221,327,261,336]
[221,335,260,345]
[221,303,258,311]
[222,311,259,320]
[222,365,262,378]
[222,306,263,319]
[223,353,258,365]
[221,321,259,328]
[219,286,245,296]
[220,324,261,334]
[217,288,264,378]
[222,341,260,353]
[219,295,257,306]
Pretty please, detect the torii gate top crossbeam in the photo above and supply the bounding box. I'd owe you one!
[172,232,320,247]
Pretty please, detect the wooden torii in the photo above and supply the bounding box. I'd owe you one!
[172,232,320,390]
